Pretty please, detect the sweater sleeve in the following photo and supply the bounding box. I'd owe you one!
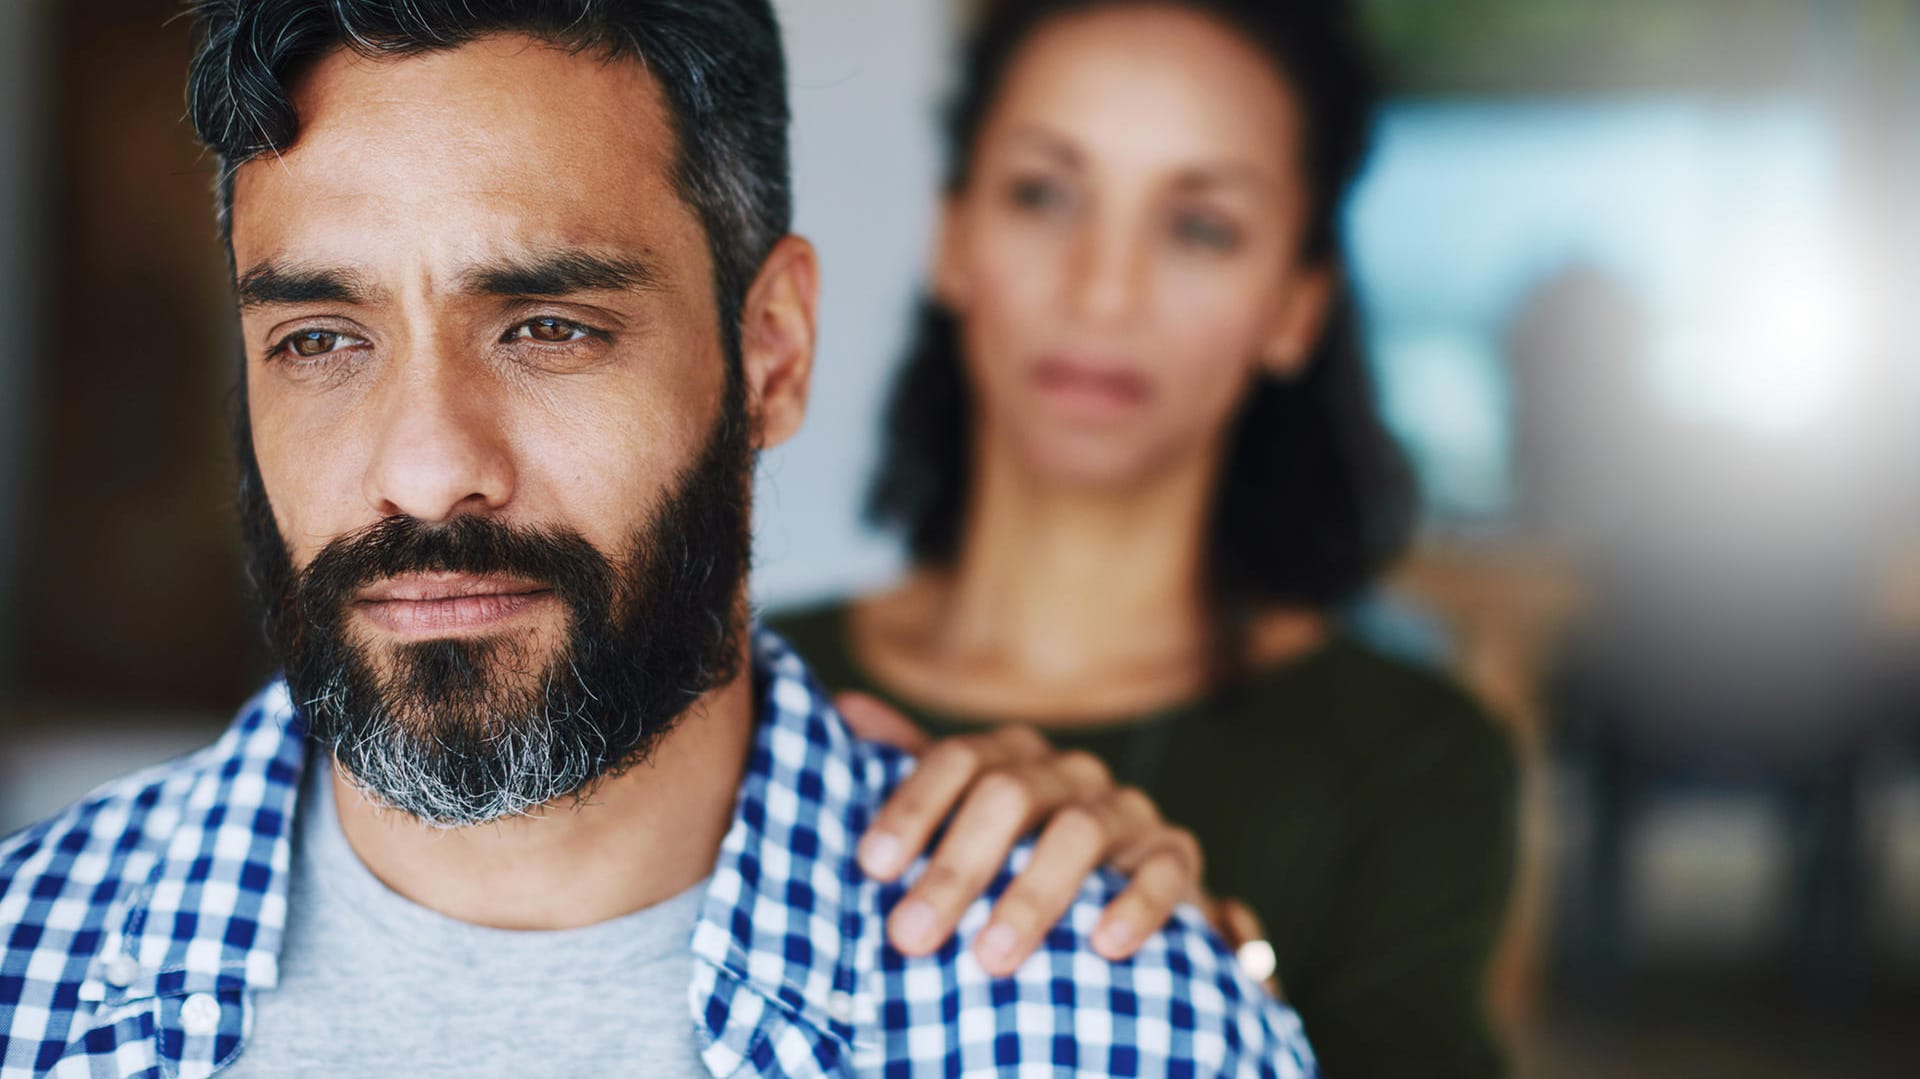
[1278,705,1521,1079]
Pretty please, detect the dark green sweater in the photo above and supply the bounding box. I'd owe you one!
[768,601,1519,1079]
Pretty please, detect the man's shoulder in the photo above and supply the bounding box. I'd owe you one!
[3,746,209,908]
[865,776,1316,1076]
[730,633,1317,1074]
[0,683,300,960]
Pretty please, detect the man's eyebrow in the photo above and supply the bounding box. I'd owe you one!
[236,262,378,309]
[459,251,666,297]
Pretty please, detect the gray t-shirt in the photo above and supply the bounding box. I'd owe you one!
[228,759,710,1078]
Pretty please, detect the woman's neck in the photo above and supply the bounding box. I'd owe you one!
[856,423,1331,726]
[936,438,1217,683]
[854,427,1245,728]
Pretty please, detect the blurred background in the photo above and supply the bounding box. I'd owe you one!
[0,1,1915,1074]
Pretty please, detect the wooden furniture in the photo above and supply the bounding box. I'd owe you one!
[1385,536,1590,1033]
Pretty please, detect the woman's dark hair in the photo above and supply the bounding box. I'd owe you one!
[868,0,1416,636]
[185,0,789,339]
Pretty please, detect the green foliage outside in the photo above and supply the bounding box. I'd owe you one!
[1358,0,1902,95]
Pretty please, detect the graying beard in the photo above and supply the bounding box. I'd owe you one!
[308,639,624,829]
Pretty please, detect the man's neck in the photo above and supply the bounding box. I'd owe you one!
[327,667,756,931]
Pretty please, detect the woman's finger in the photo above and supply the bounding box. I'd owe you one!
[1211,896,1281,997]
[884,757,1074,956]
[973,803,1111,975]
[1088,787,1163,867]
[1090,829,1203,960]
[835,691,932,753]
[857,727,1048,880]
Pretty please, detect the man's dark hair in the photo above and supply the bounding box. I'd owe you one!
[186,0,791,337]
[868,0,1415,649]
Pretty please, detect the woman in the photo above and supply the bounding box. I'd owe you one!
[775,1,1519,1074]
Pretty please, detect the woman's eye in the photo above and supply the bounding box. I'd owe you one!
[272,329,364,361]
[1008,175,1070,214]
[510,317,593,344]
[1172,211,1242,252]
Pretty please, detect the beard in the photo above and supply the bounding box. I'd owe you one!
[236,377,755,828]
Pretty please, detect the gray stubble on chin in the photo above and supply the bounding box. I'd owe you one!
[311,634,624,829]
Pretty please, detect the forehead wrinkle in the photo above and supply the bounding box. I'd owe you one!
[284,37,678,180]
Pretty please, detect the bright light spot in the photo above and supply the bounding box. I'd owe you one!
[1658,248,1869,437]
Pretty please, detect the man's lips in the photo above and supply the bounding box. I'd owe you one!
[352,573,555,636]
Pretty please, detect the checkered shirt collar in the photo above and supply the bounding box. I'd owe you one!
[688,630,893,1074]
[47,680,306,1076]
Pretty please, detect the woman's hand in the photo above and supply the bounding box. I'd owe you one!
[837,691,1206,977]
[1209,896,1283,998]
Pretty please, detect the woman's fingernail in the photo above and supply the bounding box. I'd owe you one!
[859,833,902,875]
[978,922,1018,968]
[893,900,936,950]
[1093,918,1135,956]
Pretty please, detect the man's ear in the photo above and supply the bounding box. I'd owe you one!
[739,234,820,451]
[1259,264,1336,379]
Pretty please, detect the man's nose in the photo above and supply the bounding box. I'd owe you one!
[360,347,516,523]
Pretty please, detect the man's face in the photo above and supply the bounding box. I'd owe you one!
[230,36,754,825]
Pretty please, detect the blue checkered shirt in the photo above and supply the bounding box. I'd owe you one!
[2,629,1315,1077]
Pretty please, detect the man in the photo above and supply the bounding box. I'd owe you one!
[0,2,1312,1075]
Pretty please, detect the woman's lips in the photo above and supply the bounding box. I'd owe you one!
[353,574,555,636]
[1030,355,1152,416]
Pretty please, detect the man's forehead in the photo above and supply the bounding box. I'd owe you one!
[229,34,696,270]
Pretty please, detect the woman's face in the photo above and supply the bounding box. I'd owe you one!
[939,4,1331,490]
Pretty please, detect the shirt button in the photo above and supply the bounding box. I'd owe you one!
[103,954,140,988]
[826,990,858,1024]
[180,993,222,1036]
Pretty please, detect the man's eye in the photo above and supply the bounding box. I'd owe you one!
[272,329,364,361]
[509,317,594,344]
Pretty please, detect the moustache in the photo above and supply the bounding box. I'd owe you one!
[291,514,625,630]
